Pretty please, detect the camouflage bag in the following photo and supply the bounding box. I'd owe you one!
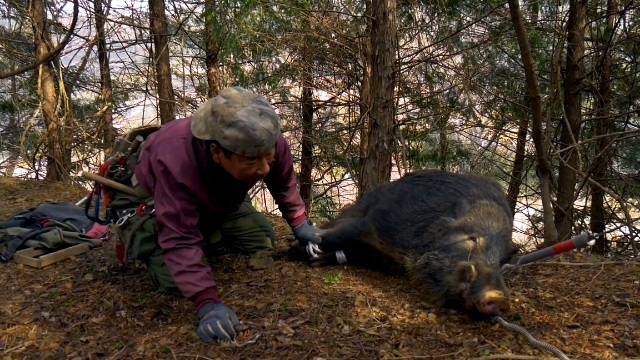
[85,125,162,267]
[0,201,107,263]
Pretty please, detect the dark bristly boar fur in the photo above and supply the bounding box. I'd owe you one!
[285,169,519,317]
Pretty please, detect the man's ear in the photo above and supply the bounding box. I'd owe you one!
[210,143,222,164]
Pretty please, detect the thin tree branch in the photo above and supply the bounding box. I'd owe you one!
[0,0,79,80]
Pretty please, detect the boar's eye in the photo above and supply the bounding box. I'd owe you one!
[468,235,477,243]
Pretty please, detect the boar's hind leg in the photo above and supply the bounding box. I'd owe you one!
[318,218,405,273]
[310,248,403,274]
[309,251,341,267]
[281,218,368,265]
[281,240,312,263]
[317,218,372,251]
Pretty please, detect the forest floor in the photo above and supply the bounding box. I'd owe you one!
[0,176,639,360]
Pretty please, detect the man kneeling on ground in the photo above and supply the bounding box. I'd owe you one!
[131,86,325,343]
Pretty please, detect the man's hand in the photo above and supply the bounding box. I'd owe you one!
[292,220,325,244]
[197,302,240,343]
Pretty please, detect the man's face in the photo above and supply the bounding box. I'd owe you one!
[210,143,276,184]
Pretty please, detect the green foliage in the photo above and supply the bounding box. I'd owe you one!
[323,272,342,285]
[616,138,640,175]
[403,126,473,172]
[0,0,638,257]
[310,189,339,222]
[0,100,17,114]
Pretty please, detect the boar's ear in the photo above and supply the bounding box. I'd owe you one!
[451,199,469,218]
[438,216,457,228]
[453,261,478,283]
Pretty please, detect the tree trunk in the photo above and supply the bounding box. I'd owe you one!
[554,0,588,243]
[4,68,20,177]
[300,71,314,213]
[149,0,175,124]
[438,117,447,171]
[506,5,539,216]
[30,0,67,181]
[204,0,220,98]
[94,0,115,154]
[4,119,20,177]
[357,0,372,199]
[3,7,20,177]
[507,110,528,215]
[507,0,558,245]
[590,0,615,254]
[359,0,397,195]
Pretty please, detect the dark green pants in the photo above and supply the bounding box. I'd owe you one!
[125,182,275,297]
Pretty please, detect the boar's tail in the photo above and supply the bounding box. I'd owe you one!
[320,218,406,264]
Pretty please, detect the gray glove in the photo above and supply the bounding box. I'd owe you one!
[197,302,240,343]
[292,220,326,244]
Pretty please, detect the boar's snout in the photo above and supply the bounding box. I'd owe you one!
[447,260,511,317]
[477,289,510,316]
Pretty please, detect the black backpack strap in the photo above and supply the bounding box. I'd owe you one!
[0,228,57,262]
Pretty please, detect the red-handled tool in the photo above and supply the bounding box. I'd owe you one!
[501,232,598,273]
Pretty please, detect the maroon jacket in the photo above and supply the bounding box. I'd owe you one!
[134,117,307,311]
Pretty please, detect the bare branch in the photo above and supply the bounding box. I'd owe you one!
[0,0,80,80]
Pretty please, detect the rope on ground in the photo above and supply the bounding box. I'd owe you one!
[229,333,261,348]
[493,316,570,360]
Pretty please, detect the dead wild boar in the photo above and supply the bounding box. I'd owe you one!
[285,169,518,317]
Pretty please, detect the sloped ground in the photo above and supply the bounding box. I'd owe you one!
[0,177,639,360]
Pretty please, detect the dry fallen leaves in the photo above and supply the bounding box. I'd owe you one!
[277,320,295,336]
[0,178,638,360]
[355,294,367,308]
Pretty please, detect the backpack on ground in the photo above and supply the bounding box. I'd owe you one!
[0,201,109,263]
